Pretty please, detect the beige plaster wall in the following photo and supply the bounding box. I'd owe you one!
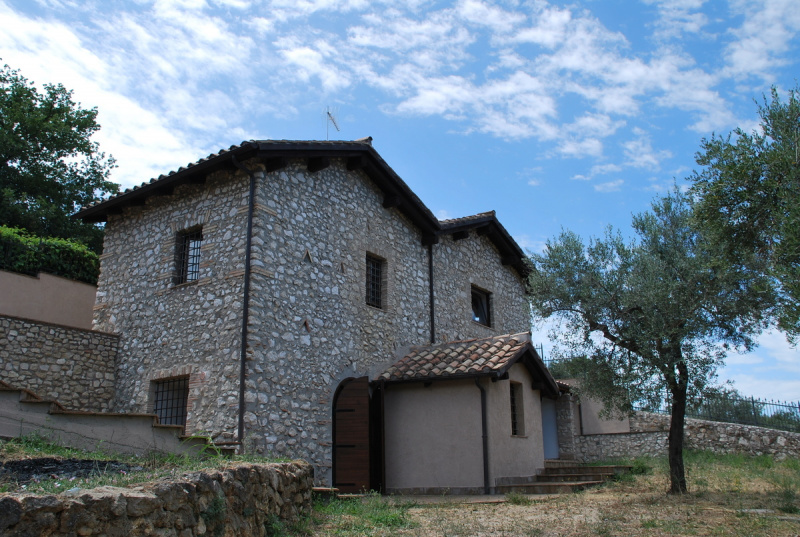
[383,379,484,492]
[486,364,545,483]
[560,379,631,435]
[0,270,96,330]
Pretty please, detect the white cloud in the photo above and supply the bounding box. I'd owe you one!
[456,0,525,34]
[622,129,672,169]
[594,179,624,192]
[724,0,800,82]
[643,0,709,39]
[514,234,547,254]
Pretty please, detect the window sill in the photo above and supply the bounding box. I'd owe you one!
[511,434,528,439]
[172,280,199,290]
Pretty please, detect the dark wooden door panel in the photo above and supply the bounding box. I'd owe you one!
[333,377,370,493]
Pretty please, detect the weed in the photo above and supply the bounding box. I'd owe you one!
[505,491,533,505]
[766,469,799,513]
[201,494,227,537]
[312,491,415,536]
[630,458,652,475]
[264,514,286,537]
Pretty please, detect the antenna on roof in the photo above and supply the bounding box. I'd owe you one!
[325,106,340,140]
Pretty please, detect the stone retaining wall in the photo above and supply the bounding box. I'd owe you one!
[0,315,119,411]
[576,411,800,461]
[0,461,313,537]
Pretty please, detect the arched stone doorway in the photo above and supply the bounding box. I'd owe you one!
[332,377,383,492]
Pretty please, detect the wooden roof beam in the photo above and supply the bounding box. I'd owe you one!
[307,157,330,173]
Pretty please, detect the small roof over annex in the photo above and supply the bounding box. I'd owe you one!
[376,332,559,397]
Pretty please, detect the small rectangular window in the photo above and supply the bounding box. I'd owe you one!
[153,377,189,428]
[471,286,491,326]
[366,254,385,308]
[176,227,203,284]
[510,382,524,436]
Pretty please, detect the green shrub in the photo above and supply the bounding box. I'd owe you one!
[0,226,99,284]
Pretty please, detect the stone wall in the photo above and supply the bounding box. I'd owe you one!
[575,411,800,461]
[0,315,118,412]
[95,167,250,438]
[433,232,530,344]
[0,461,313,537]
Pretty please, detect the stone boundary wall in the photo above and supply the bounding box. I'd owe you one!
[0,461,313,537]
[576,411,800,462]
[0,315,119,412]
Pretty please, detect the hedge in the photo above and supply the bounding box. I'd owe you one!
[0,226,99,285]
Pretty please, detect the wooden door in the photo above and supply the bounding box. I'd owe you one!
[333,377,371,493]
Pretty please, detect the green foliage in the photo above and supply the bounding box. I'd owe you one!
[527,189,774,493]
[202,494,227,537]
[505,491,533,505]
[690,386,800,433]
[630,458,652,476]
[0,225,99,284]
[691,86,800,337]
[0,63,117,253]
[312,492,415,535]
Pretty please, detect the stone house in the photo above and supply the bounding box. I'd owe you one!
[75,138,559,492]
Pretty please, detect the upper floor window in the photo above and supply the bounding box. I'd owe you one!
[366,253,386,308]
[471,285,491,326]
[176,227,203,284]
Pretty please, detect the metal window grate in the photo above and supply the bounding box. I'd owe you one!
[176,228,203,284]
[366,254,383,308]
[510,383,519,436]
[153,377,189,427]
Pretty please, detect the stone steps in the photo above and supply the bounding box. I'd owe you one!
[0,379,235,457]
[496,460,632,495]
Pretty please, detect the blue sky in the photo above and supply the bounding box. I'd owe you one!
[1,0,798,401]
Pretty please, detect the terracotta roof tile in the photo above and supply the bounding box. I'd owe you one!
[377,332,535,383]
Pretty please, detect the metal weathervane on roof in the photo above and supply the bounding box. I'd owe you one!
[325,106,340,140]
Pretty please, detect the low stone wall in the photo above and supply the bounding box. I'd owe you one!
[0,461,313,537]
[576,411,800,462]
[0,315,118,412]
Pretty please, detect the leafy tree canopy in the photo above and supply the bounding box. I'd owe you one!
[528,189,774,493]
[691,86,800,337]
[0,63,117,252]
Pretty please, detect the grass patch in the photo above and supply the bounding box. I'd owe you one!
[0,433,289,495]
[505,490,533,505]
[311,492,416,536]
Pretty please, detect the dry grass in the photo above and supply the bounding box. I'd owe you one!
[311,452,800,537]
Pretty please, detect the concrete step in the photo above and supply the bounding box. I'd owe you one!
[536,473,618,482]
[0,380,232,457]
[541,464,632,476]
[496,481,604,494]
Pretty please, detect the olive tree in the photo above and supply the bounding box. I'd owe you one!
[691,86,800,337]
[528,190,773,493]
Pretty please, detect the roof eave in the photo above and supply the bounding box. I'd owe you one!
[74,141,441,237]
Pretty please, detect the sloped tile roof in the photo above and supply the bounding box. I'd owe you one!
[439,211,496,228]
[74,138,529,277]
[378,332,548,384]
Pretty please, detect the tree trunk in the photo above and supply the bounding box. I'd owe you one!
[667,363,689,494]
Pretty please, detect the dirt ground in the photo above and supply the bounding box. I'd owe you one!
[314,474,800,537]
[0,457,141,489]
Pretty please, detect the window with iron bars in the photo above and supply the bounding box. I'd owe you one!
[365,253,386,309]
[152,377,189,428]
[175,227,203,284]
